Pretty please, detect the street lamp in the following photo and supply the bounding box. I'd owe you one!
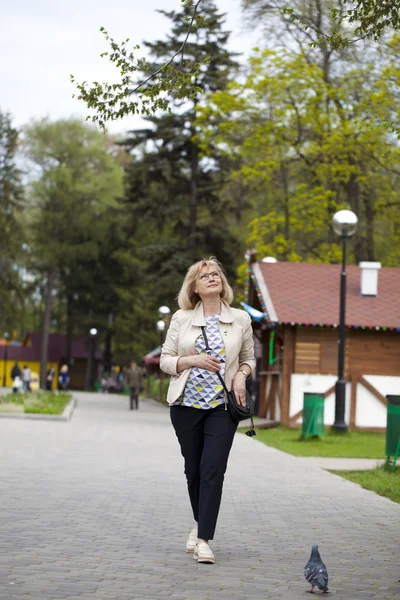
[156,320,166,402]
[157,306,170,402]
[332,209,358,432]
[2,332,9,387]
[158,306,171,318]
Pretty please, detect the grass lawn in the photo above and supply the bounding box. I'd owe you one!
[0,391,72,415]
[238,426,386,458]
[330,465,400,504]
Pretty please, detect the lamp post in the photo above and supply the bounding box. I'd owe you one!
[87,328,98,391]
[332,210,358,432]
[157,306,170,402]
[156,319,166,402]
[2,332,9,387]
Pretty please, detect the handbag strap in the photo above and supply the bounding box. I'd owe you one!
[201,326,228,393]
[201,325,256,438]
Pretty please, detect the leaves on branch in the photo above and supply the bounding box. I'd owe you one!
[71,0,204,130]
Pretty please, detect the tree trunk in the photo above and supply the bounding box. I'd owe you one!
[280,161,290,243]
[40,270,56,389]
[345,171,364,263]
[65,293,73,367]
[103,329,112,375]
[189,130,198,256]
[364,197,375,261]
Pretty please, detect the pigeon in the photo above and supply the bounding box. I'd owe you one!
[304,545,329,593]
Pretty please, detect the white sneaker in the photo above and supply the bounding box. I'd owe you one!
[193,541,215,564]
[185,527,198,553]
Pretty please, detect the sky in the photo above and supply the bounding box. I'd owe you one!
[0,0,259,134]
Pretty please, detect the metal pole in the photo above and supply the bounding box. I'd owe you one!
[333,234,348,432]
[159,332,163,402]
[2,344,7,387]
[90,335,96,391]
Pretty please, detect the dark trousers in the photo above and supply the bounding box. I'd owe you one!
[129,387,139,410]
[170,404,237,540]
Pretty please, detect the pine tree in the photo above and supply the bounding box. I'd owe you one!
[122,0,240,291]
[0,110,25,335]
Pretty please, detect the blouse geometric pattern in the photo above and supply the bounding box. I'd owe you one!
[182,315,226,410]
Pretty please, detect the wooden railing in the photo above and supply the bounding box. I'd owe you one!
[287,375,386,429]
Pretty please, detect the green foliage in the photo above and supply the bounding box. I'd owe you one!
[71,0,207,130]
[0,391,72,415]
[0,110,25,336]
[244,0,400,47]
[24,118,123,279]
[197,45,400,268]
[241,426,386,458]
[146,374,168,403]
[118,0,241,317]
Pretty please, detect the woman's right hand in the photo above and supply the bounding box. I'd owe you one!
[192,353,221,372]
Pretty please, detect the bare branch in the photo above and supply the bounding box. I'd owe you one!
[129,0,204,95]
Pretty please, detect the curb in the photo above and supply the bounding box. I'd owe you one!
[0,396,77,422]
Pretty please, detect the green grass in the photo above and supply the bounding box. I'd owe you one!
[330,465,400,504]
[0,391,72,415]
[238,426,386,458]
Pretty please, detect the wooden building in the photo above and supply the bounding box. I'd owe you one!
[0,332,103,390]
[247,258,400,431]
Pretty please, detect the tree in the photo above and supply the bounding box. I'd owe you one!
[71,0,205,129]
[0,110,25,337]
[196,45,400,266]
[72,0,400,127]
[119,0,240,299]
[24,118,124,386]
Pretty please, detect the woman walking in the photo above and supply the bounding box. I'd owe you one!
[160,257,255,564]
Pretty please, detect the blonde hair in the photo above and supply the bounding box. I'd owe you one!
[177,257,234,310]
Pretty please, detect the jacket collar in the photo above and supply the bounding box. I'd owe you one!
[191,300,235,326]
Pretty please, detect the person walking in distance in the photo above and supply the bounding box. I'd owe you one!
[46,366,56,391]
[22,365,32,392]
[160,257,255,564]
[125,361,142,410]
[58,364,70,391]
[10,362,22,384]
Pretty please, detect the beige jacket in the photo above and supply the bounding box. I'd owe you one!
[160,301,256,405]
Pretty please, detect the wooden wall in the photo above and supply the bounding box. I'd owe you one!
[293,328,400,376]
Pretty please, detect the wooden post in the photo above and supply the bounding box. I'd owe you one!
[350,373,358,429]
[281,326,295,426]
[258,329,269,417]
[270,374,278,420]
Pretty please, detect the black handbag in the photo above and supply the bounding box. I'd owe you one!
[201,327,256,437]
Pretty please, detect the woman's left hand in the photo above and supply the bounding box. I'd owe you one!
[232,372,247,407]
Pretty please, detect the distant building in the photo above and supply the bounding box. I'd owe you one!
[0,332,103,390]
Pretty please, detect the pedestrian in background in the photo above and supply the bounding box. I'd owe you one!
[10,362,21,383]
[160,257,255,564]
[46,366,56,391]
[12,376,22,393]
[58,364,70,391]
[22,365,32,392]
[125,360,143,410]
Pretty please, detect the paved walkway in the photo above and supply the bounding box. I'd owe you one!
[0,393,399,600]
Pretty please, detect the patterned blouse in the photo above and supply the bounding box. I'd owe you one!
[182,315,226,409]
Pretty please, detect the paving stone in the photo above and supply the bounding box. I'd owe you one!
[0,392,399,600]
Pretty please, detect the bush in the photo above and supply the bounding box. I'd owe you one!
[146,374,168,404]
[0,390,72,415]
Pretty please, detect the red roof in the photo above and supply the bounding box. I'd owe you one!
[252,262,400,330]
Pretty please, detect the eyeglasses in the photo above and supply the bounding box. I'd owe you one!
[198,271,221,282]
